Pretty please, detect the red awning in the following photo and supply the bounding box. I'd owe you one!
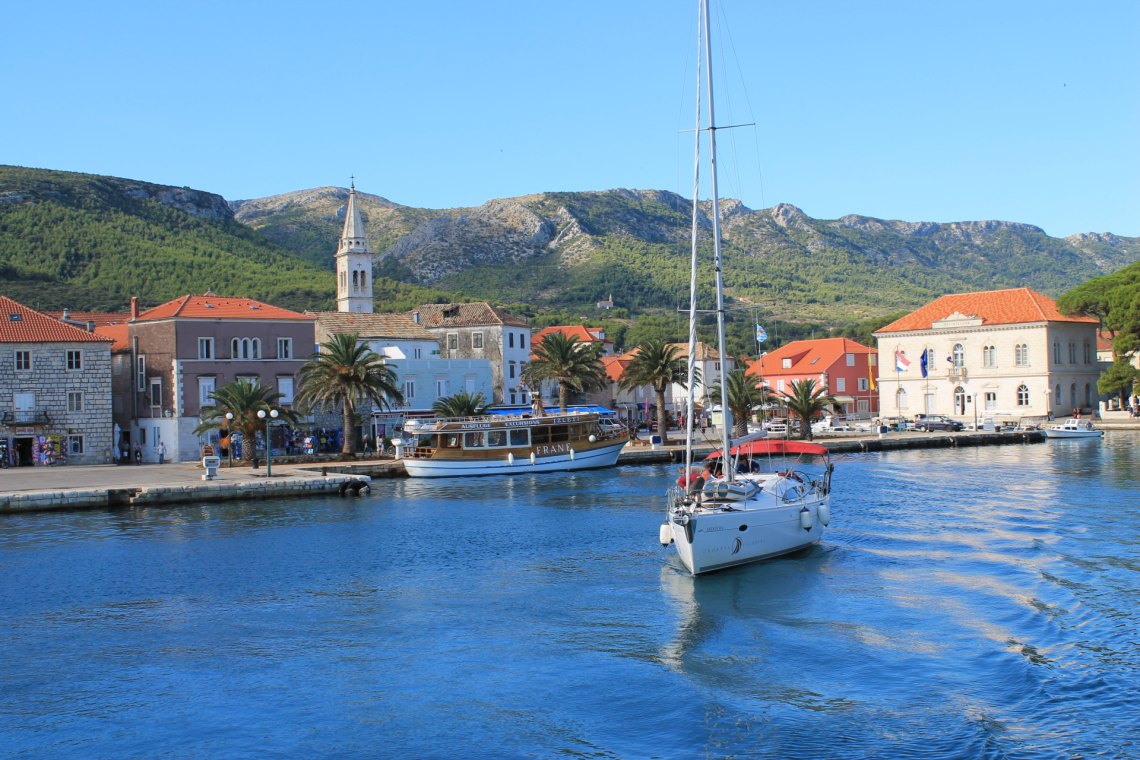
[705,439,829,460]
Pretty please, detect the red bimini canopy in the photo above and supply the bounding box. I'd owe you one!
[705,439,829,460]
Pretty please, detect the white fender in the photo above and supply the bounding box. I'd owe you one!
[569,448,575,461]
[530,452,537,465]
[799,506,813,532]
[588,434,597,443]
[507,452,515,465]
[818,502,831,527]
[659,523,674,546]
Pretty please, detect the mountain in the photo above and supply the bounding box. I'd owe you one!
[236,186,1140,323]
[3,165,1138,327]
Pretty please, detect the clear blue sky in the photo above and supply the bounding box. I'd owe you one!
[4,1,1137,237]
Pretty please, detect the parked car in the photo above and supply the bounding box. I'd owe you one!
[913,415,964,432]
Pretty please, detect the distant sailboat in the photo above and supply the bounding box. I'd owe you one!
[659,0,834,575]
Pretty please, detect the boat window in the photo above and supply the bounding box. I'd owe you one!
[463,432,486,448]
[444,434,461,448]
[532,426,552,444]
[486,430,507,448]
[509,429,529,447]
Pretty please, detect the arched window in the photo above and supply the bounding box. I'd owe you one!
[1069,342,1077,363]
[1017,384,1030,406]
[352,271,359,290]
[952,344,965,367]
[1070,383,1077,409]
[896,387,908,410]
[1084,383,1092,407]
[1083,340,1091,364]
[251,339,261,360]
[231,338,239,358]
[1053,340,1062,364]
[1015,344,1029,366]
[982,345,995,368]
[1055,384,1062,404]
[360,270,367,289]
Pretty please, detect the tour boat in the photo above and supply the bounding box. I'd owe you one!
[659,0,834,575]
[401,411,629,477]
[1043,418,1104,439]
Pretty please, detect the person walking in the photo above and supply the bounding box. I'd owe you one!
[157,442,166,465]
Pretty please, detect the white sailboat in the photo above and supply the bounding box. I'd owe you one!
[659,0,834,575]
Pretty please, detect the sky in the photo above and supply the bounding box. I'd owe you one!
[4,1,1138,238]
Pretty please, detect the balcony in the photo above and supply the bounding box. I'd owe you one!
[948,367,968,382]
[2,410,52,427]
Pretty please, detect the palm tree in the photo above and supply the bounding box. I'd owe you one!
[193,379,299,464]
[433,391,488,418]
[708,368,771,438]
[295,332,404,455]
[782,378,839,440]
[619,339,691,445]
[521,332,608,414]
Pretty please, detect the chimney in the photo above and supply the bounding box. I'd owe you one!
[62,308,70,320]
[412,311,420,324]
[130,296,139,321]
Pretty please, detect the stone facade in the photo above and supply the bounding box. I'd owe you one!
[1,342,114,465]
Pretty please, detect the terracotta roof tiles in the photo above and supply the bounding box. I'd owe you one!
[308,311,438,341]
[876,288,1097,334]
[409,302,527,328]
[136,294,314,322]
[0,296,113,344]
[747,337,873,377]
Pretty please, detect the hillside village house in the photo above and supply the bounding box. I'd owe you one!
[873,288,1101,423]
[748,337,878,420]
[309,310,494,435]
[0,296,114,466]
[109,294,315,463]
[409,303,531,405]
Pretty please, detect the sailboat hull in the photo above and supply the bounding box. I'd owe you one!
[666,497,826,575]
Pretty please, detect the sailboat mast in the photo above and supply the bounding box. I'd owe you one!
[684,0,704,476]
[702,0,734,471]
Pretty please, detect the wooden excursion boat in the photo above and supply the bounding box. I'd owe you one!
[401,411,630,478]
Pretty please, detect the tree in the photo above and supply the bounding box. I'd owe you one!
[782,378,838,441]
[521,331,608,413]
[433,391,488,418]
[1059,261,1140,406]
[193,379,300,464]
[295,332,404,455]
[708,368,771,438]
[619,339,691,444]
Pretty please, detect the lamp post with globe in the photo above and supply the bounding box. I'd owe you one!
[257,408,279,477]
[224,412,234,468]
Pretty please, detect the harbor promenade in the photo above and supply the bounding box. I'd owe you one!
[2,421,1135,513]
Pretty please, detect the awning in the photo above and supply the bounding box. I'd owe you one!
[832,395,855,403]
[705,440,829,460]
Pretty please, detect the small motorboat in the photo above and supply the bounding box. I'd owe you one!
[1043,418,1104,439]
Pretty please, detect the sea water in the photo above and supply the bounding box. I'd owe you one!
[1,433,1138,758]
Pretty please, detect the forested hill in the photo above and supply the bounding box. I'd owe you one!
[236,186,1140,324]
[3,165,1138,326]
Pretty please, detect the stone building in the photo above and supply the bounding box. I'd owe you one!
[0,295,113,466]
[873,288,1101,423]
[408,303,530,405]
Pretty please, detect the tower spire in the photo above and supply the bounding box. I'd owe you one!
[335,180,373,313]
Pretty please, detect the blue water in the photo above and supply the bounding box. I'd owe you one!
[2,434,1138,759]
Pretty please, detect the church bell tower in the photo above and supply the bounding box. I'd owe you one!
[335,181,374,313]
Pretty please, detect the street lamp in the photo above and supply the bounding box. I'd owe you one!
[257,408,279,477]
[224,412,234,468]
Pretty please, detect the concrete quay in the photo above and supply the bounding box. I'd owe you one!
[3,421,1135,514]
[0,461,381,514]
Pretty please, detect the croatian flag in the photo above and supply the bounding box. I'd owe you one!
[895,350,910,372]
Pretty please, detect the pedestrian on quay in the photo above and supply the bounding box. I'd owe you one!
[157,442,167,464]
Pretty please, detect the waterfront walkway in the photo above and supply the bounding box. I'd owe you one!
[3,421,1136,513]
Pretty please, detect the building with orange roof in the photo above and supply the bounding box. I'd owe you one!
[119,293,316,462]
[873,287,1102,422]
[0,295,114,466]
[527,325,616,410]
[747,337,878,419]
